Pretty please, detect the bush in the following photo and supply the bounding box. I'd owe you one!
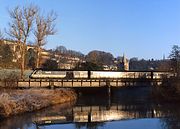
[74,62,103,70]
[42,59,58,70]
[152,79,180,102]
[3,72,20,88]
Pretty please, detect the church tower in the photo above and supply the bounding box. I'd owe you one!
[122,53,129,71]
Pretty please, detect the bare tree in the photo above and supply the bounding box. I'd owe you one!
[34,11,57,68]
[0,29,4,40]
[7,5,38,78]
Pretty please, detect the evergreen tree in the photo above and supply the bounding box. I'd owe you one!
[169,45,180,76]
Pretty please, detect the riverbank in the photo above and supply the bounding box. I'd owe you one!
[152,79,180,102]
[0,89,77,118]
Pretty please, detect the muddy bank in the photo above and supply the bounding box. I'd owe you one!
[0,89,77,118]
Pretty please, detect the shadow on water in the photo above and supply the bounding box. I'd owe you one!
[1,86,180,129]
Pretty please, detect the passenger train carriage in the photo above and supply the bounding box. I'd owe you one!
[30,70,173,79]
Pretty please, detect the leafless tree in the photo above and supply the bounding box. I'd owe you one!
[34,11,57,68]
[7,5,38,78]
[0,29,4,40]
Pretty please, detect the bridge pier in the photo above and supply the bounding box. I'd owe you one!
[107,86,111,97]
[49,81,55,89]
[107,86,111,107]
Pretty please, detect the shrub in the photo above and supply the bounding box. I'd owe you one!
[3,72,20,88]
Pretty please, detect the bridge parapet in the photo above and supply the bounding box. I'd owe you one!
[13,78,166,88]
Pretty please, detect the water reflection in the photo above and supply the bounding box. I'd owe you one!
[75,122,105,129]
[1,87,180,129]
[35,105,157,125]
[33,88,155,129]
[158,104,180,129]
[0,102,75,129]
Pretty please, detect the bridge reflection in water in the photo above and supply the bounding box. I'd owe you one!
[33,87,164,128]
[1,86,179,129]
[34,104,163,126]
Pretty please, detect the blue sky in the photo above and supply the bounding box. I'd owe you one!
[0,0,180,59]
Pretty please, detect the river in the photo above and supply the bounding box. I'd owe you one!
[0,86,180,129]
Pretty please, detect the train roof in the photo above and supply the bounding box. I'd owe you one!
[32,68,172,73]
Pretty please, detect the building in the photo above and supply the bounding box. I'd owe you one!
[103,65,118,71]
[122,54,129,71]
[103,54,129,71]
[114,54,129,71]
[1,39,51,65]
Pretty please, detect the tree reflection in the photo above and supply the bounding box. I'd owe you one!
[158,104,180,129]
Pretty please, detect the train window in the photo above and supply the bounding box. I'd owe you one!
[66,72,74,79]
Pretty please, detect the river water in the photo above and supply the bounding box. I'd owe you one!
[0,86,180,129]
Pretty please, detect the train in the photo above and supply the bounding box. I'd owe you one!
[29,70,173,79]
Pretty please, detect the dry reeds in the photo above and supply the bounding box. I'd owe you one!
[0,89,76,118]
